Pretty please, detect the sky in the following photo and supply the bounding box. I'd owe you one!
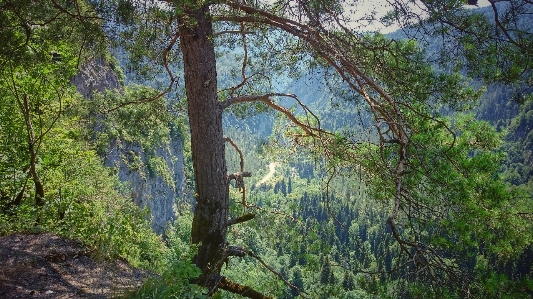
[477,0,492,7]
[354,0,493,33]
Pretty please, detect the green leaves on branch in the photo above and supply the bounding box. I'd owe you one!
[87,85,184,184]
[368,112,531,259]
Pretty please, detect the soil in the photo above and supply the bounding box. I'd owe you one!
[0,232,152,298]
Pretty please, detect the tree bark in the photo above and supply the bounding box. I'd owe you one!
[178,5,229,290]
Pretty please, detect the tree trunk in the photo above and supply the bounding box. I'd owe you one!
[178,6,229,290]
[19,94,45,207]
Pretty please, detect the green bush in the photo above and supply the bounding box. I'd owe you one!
[0,126,167,271]
[126,211,208,299]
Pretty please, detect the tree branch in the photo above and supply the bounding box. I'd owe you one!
[213,30,255,37]
[228,213,255,226]
[227,172,252,181]
[225,137,245,172]
[222,246,307,298]
[224,137,251,207]
[220,93,329,138]
[218,276,272,299]
[102,31,180,113]
[16,94,45,209]
[216,3,408,144]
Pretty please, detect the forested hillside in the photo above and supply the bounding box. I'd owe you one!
[1,1,532,299]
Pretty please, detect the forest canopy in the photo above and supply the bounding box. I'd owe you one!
[1,0,532,298]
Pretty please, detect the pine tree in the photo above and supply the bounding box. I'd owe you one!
[291,266,305,297]
[280,178,287,196]
[342,272,355,291]
[320,256,334,285]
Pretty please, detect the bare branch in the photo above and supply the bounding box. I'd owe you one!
[246,203,297,222]
[227,213,255,226]
[49,0,103,22]
[17,94,45,208]
[227,172,253,182]
[220,93,330,138]
[225,137,245,172]
[224,137,251,207]
[218,276,272,299]
[102,31,180,113]
[213,30,255,37]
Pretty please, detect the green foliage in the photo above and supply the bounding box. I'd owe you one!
[86,84,186,184]
[386,2,533,90]
[94,0,180,84]
[128,247,207,299]
[500,95,533,190]
[0,0,167,274]
[342,271,355,291]
[252,53,532,296]
[0,96,167,270]
[127,210,208,299]
[2,1,532,299]
[319,256,335,285]
[160,260,206,298]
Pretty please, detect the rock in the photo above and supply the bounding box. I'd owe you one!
[72,58,185,235]
[71,57,122,98]
[104,135,185,235]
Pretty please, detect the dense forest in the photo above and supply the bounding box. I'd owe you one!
[1,0,532,298]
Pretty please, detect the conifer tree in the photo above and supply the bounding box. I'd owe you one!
[342,271,355,291]
[320,256,334,285]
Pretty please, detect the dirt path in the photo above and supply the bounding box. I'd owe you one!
[255,162,279,187]
[0,233,151,298]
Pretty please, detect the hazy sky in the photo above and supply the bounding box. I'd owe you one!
[477,0,492,7]
[356,0,493,33]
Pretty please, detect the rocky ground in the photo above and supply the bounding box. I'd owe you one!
[0,233,151,298]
